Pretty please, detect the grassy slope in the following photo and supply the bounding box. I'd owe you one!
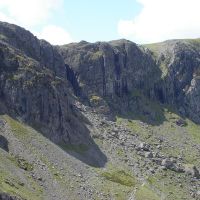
[143,38,200,78]
[0,115,75,200]
[0,93,200,200]
[116,94,200,200]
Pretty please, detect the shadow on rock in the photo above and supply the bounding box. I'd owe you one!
[56,105,107,168]
[32,106,107,167]
[0,193,22,200]
[59,142,107,168]
[0,135,9,152]
[106,93,168,126]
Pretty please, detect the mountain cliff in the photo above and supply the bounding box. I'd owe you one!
[0,21,94,145]
[58,38,200,123]
[0,22,200,200]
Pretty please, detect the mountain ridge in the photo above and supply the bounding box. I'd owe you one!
[0,21,200,200]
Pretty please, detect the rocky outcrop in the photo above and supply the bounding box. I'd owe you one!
[146,40,200,123]
[0,22,66,78]
[0,21,200,149]
[184,164,200,178]
[59,39,200,123]
[0,22,91,145]
[184,77,200,123]
[58,40,160,99]
[0,22,200,199]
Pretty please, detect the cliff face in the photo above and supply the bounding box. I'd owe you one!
[146,39,200,123]
[0,22,66,78]
[1,22,200,200]
[0,21,200,146]
[0,22,90,144]
[58,40,160,99]
[58,39,200,123]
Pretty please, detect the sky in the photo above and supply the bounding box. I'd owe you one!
[0,0,200,45]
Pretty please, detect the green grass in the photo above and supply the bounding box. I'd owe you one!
[16,157,33,171]
[130,89,166,124]
[128,120,147,134]
[143,42,170,78]
[90,95,103,106]
[184,38,200,47]
[7,155,33,172]
[135,185,160,200]
[0,154,42,200]
[186,119,200,143]
[90,95,101,101]
[131,88,142,98]
[0,34,7,40]
[40,155,66,184]
[143,42,164,58]
[4,115,28,138]
[93,164,137,200]
[0,175,43,200]
[90,51,103,60]
[101,168,136,187]
[117,102,200,166]
[116,148,125,157]
[146,170,193,200]
[159,62,168,78]
[143,38,200,78]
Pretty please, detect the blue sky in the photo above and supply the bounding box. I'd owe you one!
[59,0,142,42]
[0,0,200,45]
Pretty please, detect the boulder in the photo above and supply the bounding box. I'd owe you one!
[145,152,153,158]
[161,158,184,172]
[176,118,187,127]
[139,142,150,151]
[161,158,174,169]
[184,165,200,178]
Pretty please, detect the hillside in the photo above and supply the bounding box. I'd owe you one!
[0,22,200,200]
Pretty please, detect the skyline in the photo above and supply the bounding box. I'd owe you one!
[0,0,200,45]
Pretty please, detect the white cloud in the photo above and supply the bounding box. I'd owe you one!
[0,0,74,45]
[36,25,73,45]
[0,12,16,24]
[118,0,200,43]
[0,0,63,27]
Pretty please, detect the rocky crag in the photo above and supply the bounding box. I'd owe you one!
[0,21,200,200]
[58,38,200,124]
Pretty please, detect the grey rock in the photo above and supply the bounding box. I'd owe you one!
[0,21,200,200]
[161,158,184,172]
[161,158,174,168]
[184,165,200,178]
[145,152,153,158]
[0,135,9,152]
[0,193,22,200]
[58,39,158,100]
[139,142,150,151]
[176,118,187,127]
[1,22,200,129]
[156,145,162,150]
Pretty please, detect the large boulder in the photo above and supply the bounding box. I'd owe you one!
[184,164,200,178]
